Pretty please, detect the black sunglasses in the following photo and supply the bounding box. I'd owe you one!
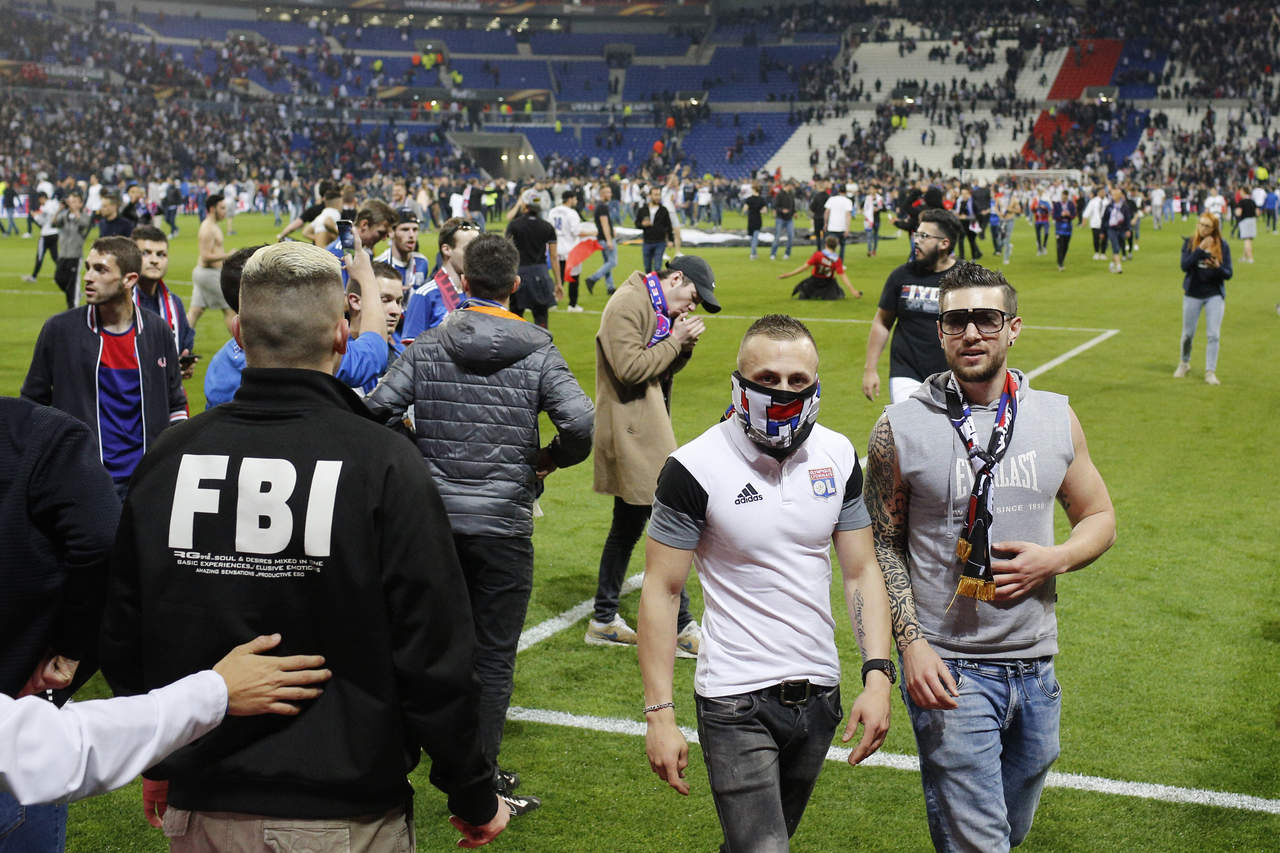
[939,309,1012,336]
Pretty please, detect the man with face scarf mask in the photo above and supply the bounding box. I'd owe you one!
[637,315,894,853]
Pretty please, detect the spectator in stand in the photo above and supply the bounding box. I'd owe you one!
[1176,213,1232,386]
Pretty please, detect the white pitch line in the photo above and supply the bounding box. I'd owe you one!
[1025,329,1120,381]
[564,309,1114,334]
[506,706,1280,815]
[516,572,644,653]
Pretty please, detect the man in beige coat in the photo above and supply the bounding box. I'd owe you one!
[586,256,720,656]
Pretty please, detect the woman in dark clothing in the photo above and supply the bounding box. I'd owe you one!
[1175,213,1232,385]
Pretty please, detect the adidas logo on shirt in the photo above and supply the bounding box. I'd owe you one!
[734,483,764,505]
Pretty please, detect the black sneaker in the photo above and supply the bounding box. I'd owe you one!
[496,768,521,796]
[499,792,541,816]
[585,277,596,295]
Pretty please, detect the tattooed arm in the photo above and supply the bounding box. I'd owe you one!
[833,526,891,765]
[866,414,959,710]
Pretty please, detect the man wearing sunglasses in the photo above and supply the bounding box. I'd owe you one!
[862,208,961,404]
[865,262,1116,853]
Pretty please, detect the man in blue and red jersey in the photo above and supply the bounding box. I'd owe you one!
[21,236,188,499]
[400,217,478,345]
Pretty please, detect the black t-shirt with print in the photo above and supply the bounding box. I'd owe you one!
[877,261,951,381]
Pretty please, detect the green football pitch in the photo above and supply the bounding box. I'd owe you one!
[2,210,1277,851]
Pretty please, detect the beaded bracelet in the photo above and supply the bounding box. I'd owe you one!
[643,702,675,715]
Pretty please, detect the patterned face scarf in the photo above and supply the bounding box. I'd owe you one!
[643,272,672,348]
[945,370,1018,602]
[729,371,821,459]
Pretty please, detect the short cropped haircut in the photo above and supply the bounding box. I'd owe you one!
[371,261,402,283]
[438,216,477,252]
[220,245,265,313]
[356,199,398,228]
[738,314,817,369]
[239,243,344,368]
[205,193,224,212]
[90,237,141,277]
[100,192,121,207]
[463,233,519,301]
[824,235,839,250]
[131,225,168,245]
[938,261,1019,316]
[740,314,816,350]
[920,207,962,248]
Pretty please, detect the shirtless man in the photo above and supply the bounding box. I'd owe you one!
[187,194,235,335]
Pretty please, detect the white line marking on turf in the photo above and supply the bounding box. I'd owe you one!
[505,706,1280,814]
[1025,329,1120,381]
[569,309,1115,334]
[517,572,644,653]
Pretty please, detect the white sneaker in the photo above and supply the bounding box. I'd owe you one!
[675,620,702,659]
[566,305,584,313]
[1205,371,1221,386]
[585,615,637,647]
[1173,362,1190,378]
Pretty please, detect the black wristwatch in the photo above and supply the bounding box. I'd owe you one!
[861,658,897,686]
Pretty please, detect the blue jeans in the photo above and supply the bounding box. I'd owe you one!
[865,225,879,255]
[588,245,618,290]
[904,657,1061,853]
[749,229,761,257]
[696,685,842,853]
[770,218,795,258]
[1001,220,1015,262]
[642,241,666,273]
[0,793,67,853]
[1181,294,1224,371]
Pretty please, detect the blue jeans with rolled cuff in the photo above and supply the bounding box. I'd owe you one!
[903,656,1061,853]
[695,682,842,853]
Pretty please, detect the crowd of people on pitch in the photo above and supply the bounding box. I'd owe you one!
[4,151,1141,853]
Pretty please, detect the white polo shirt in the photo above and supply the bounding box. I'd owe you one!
[649,419,870,698]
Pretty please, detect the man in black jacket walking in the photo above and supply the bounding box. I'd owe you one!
[99,242,508,850]
[368,232,594,815]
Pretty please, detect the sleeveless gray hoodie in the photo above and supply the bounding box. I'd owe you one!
[885,369,1073,659]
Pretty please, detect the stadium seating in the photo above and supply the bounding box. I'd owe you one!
[530,31,691,57]
[552,61,612,102]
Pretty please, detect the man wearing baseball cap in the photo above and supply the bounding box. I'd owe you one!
[586,255,718,655]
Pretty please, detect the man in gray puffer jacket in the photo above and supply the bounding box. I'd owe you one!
[367,232,593,816]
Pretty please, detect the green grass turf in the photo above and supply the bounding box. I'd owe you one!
[3,210,1278,850]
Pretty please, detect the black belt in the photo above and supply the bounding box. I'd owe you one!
[765,680,823,706]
